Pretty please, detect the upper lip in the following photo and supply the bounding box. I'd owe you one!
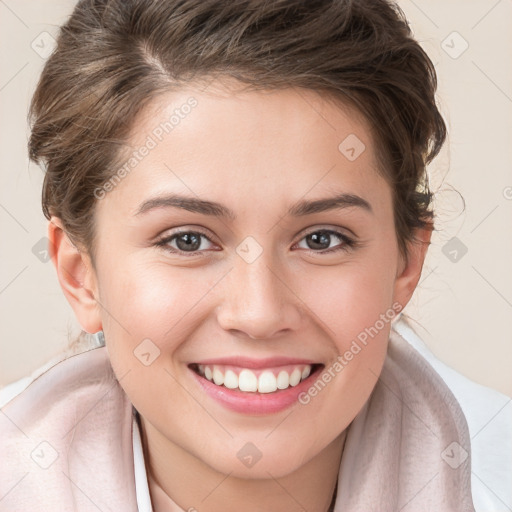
[191,356,320,369]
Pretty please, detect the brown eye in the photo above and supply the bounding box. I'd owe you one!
[156,230,215,255]
[305,231,334,250]
[174,232,202,251]
[295,229,354,253]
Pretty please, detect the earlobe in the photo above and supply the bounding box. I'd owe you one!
[48,217,102,333]
[393,226,432,311]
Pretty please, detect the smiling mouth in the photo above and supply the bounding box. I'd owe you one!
[189,363,323,394]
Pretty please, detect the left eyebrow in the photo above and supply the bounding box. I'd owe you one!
[134,192,373,219]
[288,193,373,216]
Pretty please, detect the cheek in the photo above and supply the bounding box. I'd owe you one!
[293,255,396,401]
[293,280,393,450]
[99,260,206,338]
[97,262,201,416]
[297,257,396,339]
[97,259,228,387]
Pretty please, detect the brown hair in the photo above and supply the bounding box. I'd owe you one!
[29,0,446,261]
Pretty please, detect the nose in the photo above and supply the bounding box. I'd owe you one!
[216,252,303,340]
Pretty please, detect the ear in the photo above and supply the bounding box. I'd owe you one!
[392,225,432,311]
[48,217,102,333]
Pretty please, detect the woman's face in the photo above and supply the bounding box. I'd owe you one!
[68,81,424,478]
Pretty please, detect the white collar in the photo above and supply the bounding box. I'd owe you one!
[132,410,154,512]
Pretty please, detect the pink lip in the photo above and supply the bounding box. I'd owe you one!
[192,356,317,369]
[188,364,323,415]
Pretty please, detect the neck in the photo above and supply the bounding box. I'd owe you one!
[139,416,346,512]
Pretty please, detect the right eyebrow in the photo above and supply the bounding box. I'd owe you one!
[135,194,236,221]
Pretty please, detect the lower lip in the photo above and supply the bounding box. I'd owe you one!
[189,366,323,415]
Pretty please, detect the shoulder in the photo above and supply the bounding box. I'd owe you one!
[0,333,106,408]
[393,316,512,512]
[0,348,123,446]
[0,347,114,407]
[0,351,68,407]
[0,347,137,510]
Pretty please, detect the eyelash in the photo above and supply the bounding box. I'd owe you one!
[154,228,358,257]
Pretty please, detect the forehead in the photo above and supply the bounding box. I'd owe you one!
[101,79,391,219]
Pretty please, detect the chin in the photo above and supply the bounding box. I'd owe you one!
[195,435,326,480]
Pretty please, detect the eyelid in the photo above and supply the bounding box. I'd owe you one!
[155,225,217,243]
[295,224,355,243]
[154,227,219,255]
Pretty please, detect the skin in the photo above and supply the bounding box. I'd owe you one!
[49,79,431,512]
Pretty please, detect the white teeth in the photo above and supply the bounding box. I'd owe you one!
[197,364,313,393]
[276,370,290,390]
[289,368,301,386]
[238,369,258,392]
[213,366,224,385]
[258,371,277,393]
[224,370,238,389]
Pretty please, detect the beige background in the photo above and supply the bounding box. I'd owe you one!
[0,0,511,397]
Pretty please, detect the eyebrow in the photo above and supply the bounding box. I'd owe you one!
[289,193,373,216]
[135,192,373,219]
